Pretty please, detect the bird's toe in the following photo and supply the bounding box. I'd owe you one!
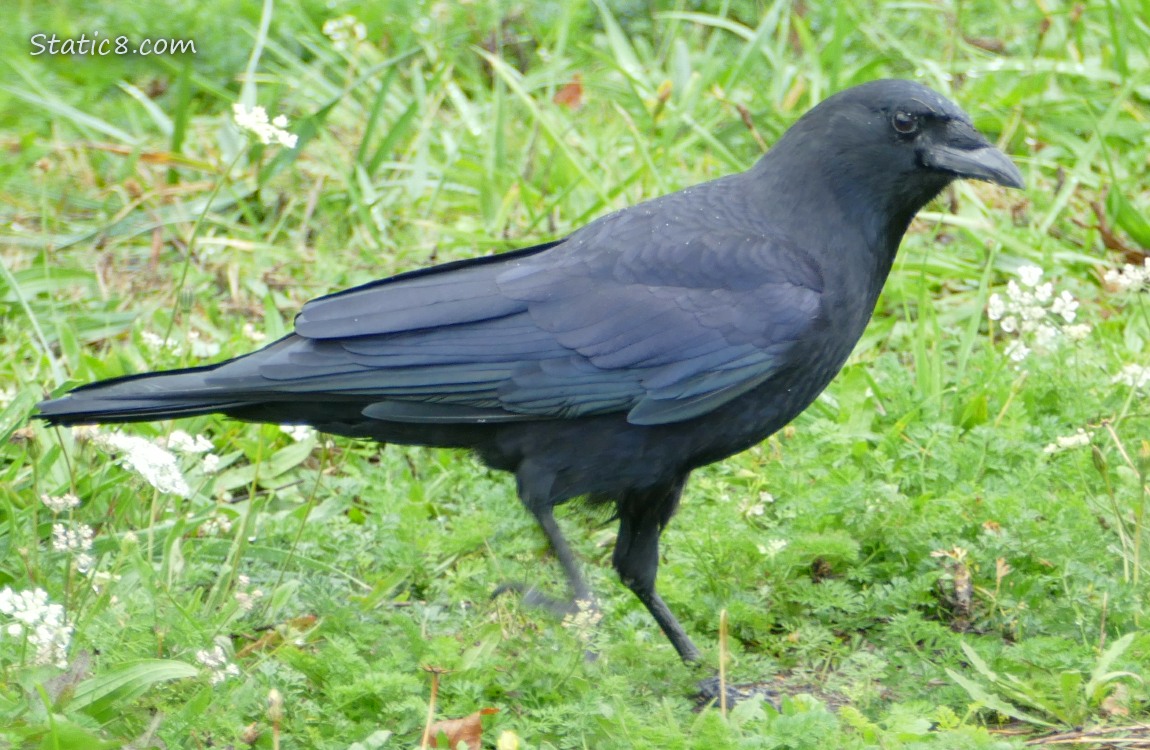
[694,676,782,711]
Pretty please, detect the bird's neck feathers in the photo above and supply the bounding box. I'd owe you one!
[753,125,952,277]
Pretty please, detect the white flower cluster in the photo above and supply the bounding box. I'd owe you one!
[167,427,221,473]
[86,428,220,498]
[199,511,234,537]
[165,430,213,454]
[987,264,1089,362]
[141,331,180,353]
[242,322,267,343]
[232,103,299,148]
[280,424,315,442]
[1104,259,1150,293]
[52,522,95,573]
[187,330,220,359]
[141,330,218,358]
[196,639,241,685]
[323,15,366,51]
[1043,428,1093,454]
[560,598,603,647]
[40,492,81,514]
[234,574,265,613]
[92,430,191,497]
[757,539,788,558]
[1112,363,1150,391]
[0,587,72,668]
[740,497,766,518]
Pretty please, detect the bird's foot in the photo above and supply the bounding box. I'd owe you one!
[493,583,603,660]
[694,676,781,711]
[491,582,583,616]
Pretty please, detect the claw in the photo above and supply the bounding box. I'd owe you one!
[492,582,583,616]
[493,583,602,661]
[694,676,782,711]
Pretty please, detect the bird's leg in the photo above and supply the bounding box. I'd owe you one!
[533,504,593,603]
[493,500,597,618]
[613,478,702,664]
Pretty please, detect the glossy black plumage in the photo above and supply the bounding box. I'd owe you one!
[38,80,1023,663]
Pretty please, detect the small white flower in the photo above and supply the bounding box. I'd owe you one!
[323,14,367,51]
[1006,280,1024,302]
[200,512,233,537]
[201,454,221,474]
[75,553,95,574]
[92,430,191,498]
[195,640,241,685]
[141,331,181,353]
[1043,428,1092,454]
[560,598,603,646]
[1064,323,1091,341]
[0,587,72,668]
[740,499,765,517]
[1032,323,1059,349]
[1103,267,1126,290]
[1021,304,1047,322]
[242,323,267,343]
[51,522,96,574]
[1005,340,1030,362]
[1017,264,1043,288]
[1112,363,1150,390]
[1051,290,1079,322]
[52,522,94,553]
[188,330,220,359]
[40,493,81,514]
[987,294,1005,321]
[280,424,315,442]
[90,571,121,593]
[757,539,788,558]
[232,103,299,149]
[166,431,213,454]
[234,579,265,613]
[988,266,1087,365]
[1104,260,1150,292]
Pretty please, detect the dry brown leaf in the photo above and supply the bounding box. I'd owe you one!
[553,74,583,110]
[428,707,498,749]
[1101,683,1130,718]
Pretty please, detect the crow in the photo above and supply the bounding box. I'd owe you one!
[37,80,1023,664]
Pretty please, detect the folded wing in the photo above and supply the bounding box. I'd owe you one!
[230,217,826,426]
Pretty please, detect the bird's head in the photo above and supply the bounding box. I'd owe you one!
[832,79,1023,188]
[767,79,1023,235]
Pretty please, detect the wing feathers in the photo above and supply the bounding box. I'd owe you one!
[108,209,825,426]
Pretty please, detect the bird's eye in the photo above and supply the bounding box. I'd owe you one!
[892,111,918,134]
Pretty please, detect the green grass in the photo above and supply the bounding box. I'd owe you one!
[2,0,1149,747]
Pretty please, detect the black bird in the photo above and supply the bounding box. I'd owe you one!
[37,80,1023,663]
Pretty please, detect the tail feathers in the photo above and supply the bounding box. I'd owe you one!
[36,365,244,426]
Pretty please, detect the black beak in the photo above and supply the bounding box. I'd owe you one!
[921,120,1024,189]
